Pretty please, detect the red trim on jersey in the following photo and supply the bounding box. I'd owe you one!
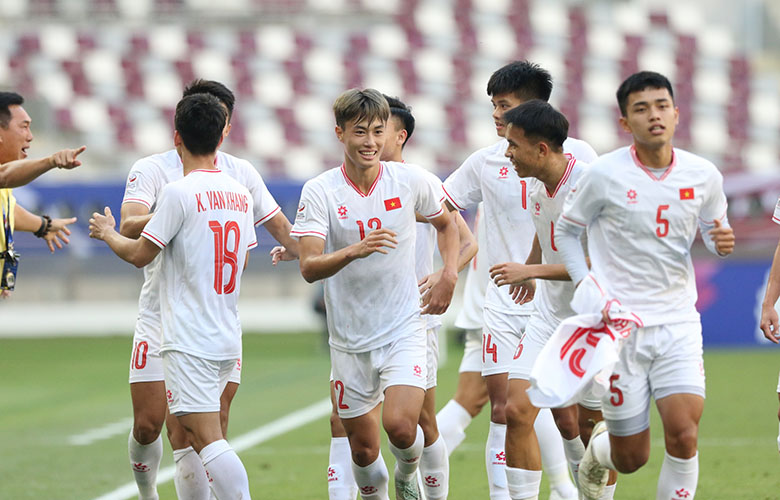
[341,162,383,197]
[255,206,281,226]
[699,208,729,225]
[442,186,465,211]
[547,158,577,198]
[560,214,586,227]
[773,215,780,224]
[630,145,676,181]
[248,241,258,249]
[123,198,152,208]
[425,207,445,219]
[291,229,327,239]
[141,231,166,248]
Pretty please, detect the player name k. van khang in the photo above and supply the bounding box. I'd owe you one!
[196,190,250,213]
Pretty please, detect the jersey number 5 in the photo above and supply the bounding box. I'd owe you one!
[656,205,670,238]
[209,220,241,295]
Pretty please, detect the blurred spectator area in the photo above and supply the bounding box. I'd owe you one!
[0,0,779,247]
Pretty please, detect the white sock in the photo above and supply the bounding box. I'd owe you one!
[535,409,576,498]
[199,439,250,500]
[657,451,698,500]
[600,483,617,499]
[562,436,585,488]
[436,399,472,454]
[128,431,161,500]
[389,425,424,479]
[486,421,509,500]
[777,421,780,452]
[172,447,210,500]
[352,453,390,500]
[591,431,616,470]
[419,435,449,499]
[505,466,542,500]
[328,437,358,500]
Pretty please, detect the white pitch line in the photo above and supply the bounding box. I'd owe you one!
[92,397,331,500]
[69,417,135,446]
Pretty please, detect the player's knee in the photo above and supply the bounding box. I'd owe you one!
[665,426,698,456]
[504,399,534,430]
[552,411,579,440]
[349,439,380,466]
[133,417,163,444]
[384,419,418,448]
[489,401,507,424]
[613,447,649,473]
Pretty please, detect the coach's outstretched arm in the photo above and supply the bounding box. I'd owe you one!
[0,146,85,188]
[89,207,160,268]
[298,229,398,283]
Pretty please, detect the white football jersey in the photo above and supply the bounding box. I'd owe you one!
[454,203,488,330]
[773,197,780,225]
[122,150,280,331]
[142,170,258,360]
[559,145,729,326]
[528,157,587,325]
[443,137,597,315]
[291,162,445,353]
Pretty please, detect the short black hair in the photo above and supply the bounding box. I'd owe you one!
[383,94,415,147]
[616,71,675,116]
[487,61,553,102]
[183,79,235,122]
[0,92,24,129]
[502,100,568,151]
[174,93,227,156]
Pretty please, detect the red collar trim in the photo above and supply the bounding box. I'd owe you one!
[341,162,383,197]
[191,168,220,173]
[547,157,576,198]
[630,144,676,182]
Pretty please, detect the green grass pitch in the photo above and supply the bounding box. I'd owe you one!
[1,332,779,499]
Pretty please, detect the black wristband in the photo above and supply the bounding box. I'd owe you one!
[34,215,52,238]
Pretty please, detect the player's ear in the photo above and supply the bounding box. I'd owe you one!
[398,129,407,147]
[335,125,344,143]
[618,115,632,134]
[173,130,182,147]
[216,134,224,150]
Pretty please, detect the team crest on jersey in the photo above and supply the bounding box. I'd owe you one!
[126,173,139,193]
[627,189,638,204]
[499,166,509,179]
[295,202,306,222]
[534,202,541,216]
[337,205,348,219]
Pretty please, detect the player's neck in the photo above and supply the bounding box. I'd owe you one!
[343,159,381,194]
[633,142,674,169]
[181,151,218,176]
[540,154,568,194]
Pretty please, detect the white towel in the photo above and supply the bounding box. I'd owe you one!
[527,274,643,408]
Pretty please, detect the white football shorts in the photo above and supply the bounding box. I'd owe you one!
[602,321,705,433]
[129,319,241,385]
[426,326,440,390]
[162,350,236,415]
[458,328,483,373]
[481,308,529,376]
[330,330,427,419]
